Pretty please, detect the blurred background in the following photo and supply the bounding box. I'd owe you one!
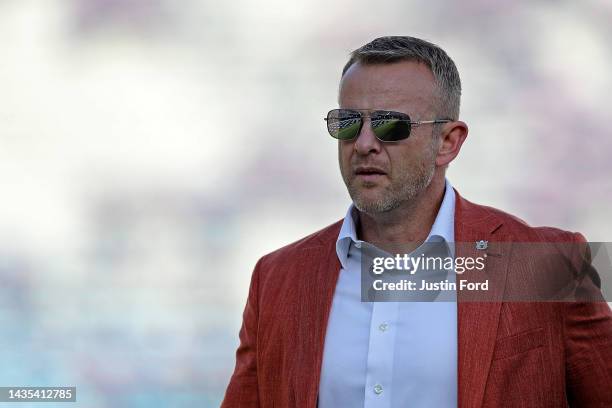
[1,0,611,406]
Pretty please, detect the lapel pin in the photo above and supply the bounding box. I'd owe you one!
[475,240,488,250]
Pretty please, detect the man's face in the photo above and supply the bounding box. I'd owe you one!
[338,60,441,214]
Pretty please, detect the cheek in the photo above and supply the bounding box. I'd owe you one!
[387,147,423,177]
[338,142,353,167]
[386,147,408,169]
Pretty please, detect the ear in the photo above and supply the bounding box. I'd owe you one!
[435,121,468,167]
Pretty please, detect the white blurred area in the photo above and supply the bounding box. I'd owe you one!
[1,0,611,406]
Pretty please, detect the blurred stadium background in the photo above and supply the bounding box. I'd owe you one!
[1,0,611,406]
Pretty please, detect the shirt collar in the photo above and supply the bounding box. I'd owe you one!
[336,179,455,269]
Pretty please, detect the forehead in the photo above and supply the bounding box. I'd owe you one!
[338,61,437,113]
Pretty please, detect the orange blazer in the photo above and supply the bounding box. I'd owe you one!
[222,191,612,407]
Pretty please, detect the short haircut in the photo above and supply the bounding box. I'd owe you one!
[342,36,462,120]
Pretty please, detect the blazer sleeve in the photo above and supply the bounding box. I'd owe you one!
[564,233,612,406]
[221,258,262,407]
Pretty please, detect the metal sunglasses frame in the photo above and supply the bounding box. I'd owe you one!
[324,108,452,142]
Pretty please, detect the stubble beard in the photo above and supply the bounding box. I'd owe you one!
[342,145,437,215]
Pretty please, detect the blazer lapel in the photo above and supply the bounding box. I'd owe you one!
[455,192,512,408]
[291,242,341,407]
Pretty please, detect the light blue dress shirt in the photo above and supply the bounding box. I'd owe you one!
[318,180,457,408]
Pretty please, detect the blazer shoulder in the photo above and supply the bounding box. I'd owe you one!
[496,208,584,243]
[493,205,580,241]
[256,219,342,269]
[458,194,584,242]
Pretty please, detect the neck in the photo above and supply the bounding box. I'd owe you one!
[357,174,446,253]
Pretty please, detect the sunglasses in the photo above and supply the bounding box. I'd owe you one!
[324,109,452,142]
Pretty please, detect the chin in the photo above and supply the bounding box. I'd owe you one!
[352,194,399,214]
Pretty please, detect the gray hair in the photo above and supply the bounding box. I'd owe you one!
[342,36,462,120]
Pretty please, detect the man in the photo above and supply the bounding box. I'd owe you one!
[221,36,612,407]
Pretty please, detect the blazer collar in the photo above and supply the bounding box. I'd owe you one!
[454,189,513,408]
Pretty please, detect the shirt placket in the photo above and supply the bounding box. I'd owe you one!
[364,299,399,408]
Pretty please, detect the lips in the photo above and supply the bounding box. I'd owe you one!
[353,166,387,184]
[354,166,387,176]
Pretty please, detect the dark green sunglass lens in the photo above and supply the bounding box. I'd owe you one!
[371,117,411,141]
[328,110,362,140]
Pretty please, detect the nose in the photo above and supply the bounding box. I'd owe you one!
[353,118,382,155]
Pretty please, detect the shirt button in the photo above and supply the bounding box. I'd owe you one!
[379,322,388,332]
[373,384,383,395]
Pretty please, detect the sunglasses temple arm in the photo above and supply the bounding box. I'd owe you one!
[412,120,452,125]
